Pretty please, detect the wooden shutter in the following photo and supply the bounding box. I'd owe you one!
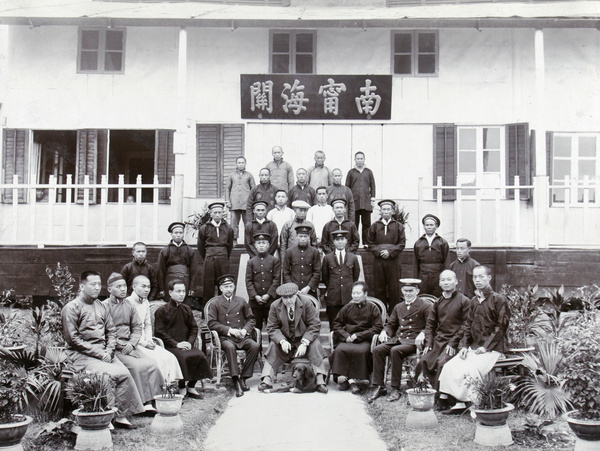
[155,130,175,203]
[222,124,244,194]
[506,123,531,200]
[433,124,456,201]
[197,125,220,198]
[2,129,29,203]
[76,129,108,203]
[546,131,553,186]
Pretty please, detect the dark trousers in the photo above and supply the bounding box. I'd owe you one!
[202,255,230,303]
[355,209,371,245]
[326,305,343,330]
[231,209,250,240]
[372,341,417,388]
[251,306,270,331]
[372,257,401,312]
[220,337,260,379]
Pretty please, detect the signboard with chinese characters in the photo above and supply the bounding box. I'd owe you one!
[241,74,392,120]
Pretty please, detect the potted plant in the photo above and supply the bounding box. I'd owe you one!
[65,371,117,451]
[0,366,33,451]
[557,303,600,450]
[151,377,184,436]
[468,372,515,446]
[405,376,438,430]
[0,310,25,351]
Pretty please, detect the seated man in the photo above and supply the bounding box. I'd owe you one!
[367,279,433,403]
[102,273,162,414]
[438,265,510,414]
[329,281,382,394]
[154,280,212,399]
[259,283,329,394]
[207,274,260,398]
[127,275,183,384]
[62,271,145,429]
[416,270,470,392]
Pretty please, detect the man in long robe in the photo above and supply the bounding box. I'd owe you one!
[127,275,183,384]
[156,222,196,302]
[62,271,144,429]
[438,265,510,414]
[326,169,355,222]
[345,151,376,245]
[102,273,162,411]
[448,238,480,299]
[207,275,260,397]
[416,270,470,392]
[154,280,212,399]
[244,200,279,258]
[258,283,329,394]
[330,281,382,394]
[121,241,159,301]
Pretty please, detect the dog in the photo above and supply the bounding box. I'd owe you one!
[264,362,318,394]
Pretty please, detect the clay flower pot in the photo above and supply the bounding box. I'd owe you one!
[0,415,33,451]
[151,394,184,436]
[565,410,600,450]
[73,407,117,451]
[405,388,438,430]
[471,403,514,447]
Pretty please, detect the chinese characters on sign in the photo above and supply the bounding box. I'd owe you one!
[241,74,392,120]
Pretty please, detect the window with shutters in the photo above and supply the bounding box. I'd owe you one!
[78,28,126,74]
[196,124,244,197]
[548,133,598,203]
[270,31,316,74]
[392,31,438,77]
[2,129,29,203]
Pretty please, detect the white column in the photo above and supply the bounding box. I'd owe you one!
[534,29,546,177]
[172,27,188,221]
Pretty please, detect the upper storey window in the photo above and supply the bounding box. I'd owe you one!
[392,30,438,77]
[78,28,126,74]
[270,31,316,74]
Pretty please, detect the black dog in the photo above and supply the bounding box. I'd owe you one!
[265,362,318,393]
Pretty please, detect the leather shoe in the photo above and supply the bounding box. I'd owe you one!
[113,420,137,430]
[186,388,204,400]
[316,384,329,394]
[239,379,250,392]
[367,386,387,403]
[338,379,350,391]
[386,387,402,402]
[234,380,244,398]
[350,383,361,395]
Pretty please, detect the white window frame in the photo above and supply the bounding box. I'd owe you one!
[391,30,439,77]
[456,125,506,199]
[77,27,126,74]
[269,30,316,74]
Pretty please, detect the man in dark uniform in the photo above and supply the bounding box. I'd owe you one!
[207,275,260,398]
[326,168,355,222]
[448,238,480,299]
[258,282,329,393]
[246,233,281,330]
[157,222,196,302]
[283,225,321,298]
[246,168,276,219]
[330,281,383,394]
[417,270,470,393]
[279,200,317,261]
[197,201,234,305]
[367,199,406,312]
[154,280,212,399]
[288,168,317,206]
[367,279,433,403]
[321,198,360,255]
[414,214,449,297]
[121,241,158,301]
[321,230,361,329]
[244,200,279,258]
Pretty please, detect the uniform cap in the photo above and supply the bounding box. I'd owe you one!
[107,272,125,286]
[400,278,421,287]
[331,198,347,207]
[168,222,185,233]
[217,274,236,286]
[253,200,269,209]
[294,225,312,235]
[331,230,350,240]
[253,232,271,242]
[422,214,441,227]
[377,199,396,208]
[208,201,226,211]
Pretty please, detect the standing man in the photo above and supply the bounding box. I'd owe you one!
[266,189,295,241]
[259,283,329,394]
[246,168,276,219]
[283,225,321,298]
[121,241,158,301]
[207,275,260,397]
[156,222,196,301]
[438,265,510,414]
[197,202,234,305]
[244,200,279,258]
[246,233,281,330]
[62,271,145,429]
[321,230,361,329]
[226,156,256,246]
[448,238,480,299]
[266,145,294,192]
[345,151,376,245]
[154,280,212,399]
[416,270,470,391]
[367,279,433,403]
[306,186,335,247]
[307,150,333,190]
[102,273,162,412]
[288,168,317,207]
[327,169,355,221]
[414,214,449,297]
[367,199,406,312]
[279,200,317,261]
[321,198,360,255]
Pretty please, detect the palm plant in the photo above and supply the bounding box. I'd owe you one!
[65,371,114,413]
[512,341,572,419]
[468,372,512,410]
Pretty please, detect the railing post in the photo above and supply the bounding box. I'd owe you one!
[135,174,143,242]
[582,175,590,243]
[417,177,423,236]
[29,181,36,244]
[455,183,462,242]
[533,175,549,249]
[100,174,108,243]
[153,175,160,243]
[83,175,90,243]
[48,175,56,244]
[436,176,443,223]
[66,175,72,242]
[475,182,482,244]
[11,175,18,243]
[563,175,570,243]
[513,176,520,243]
[118,174,124,243]
[494,187,501,244]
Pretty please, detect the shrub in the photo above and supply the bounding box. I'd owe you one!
[0,366,28,424]
[46,262,77,307]
[65,371,115,413]
[468,372,513,410]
